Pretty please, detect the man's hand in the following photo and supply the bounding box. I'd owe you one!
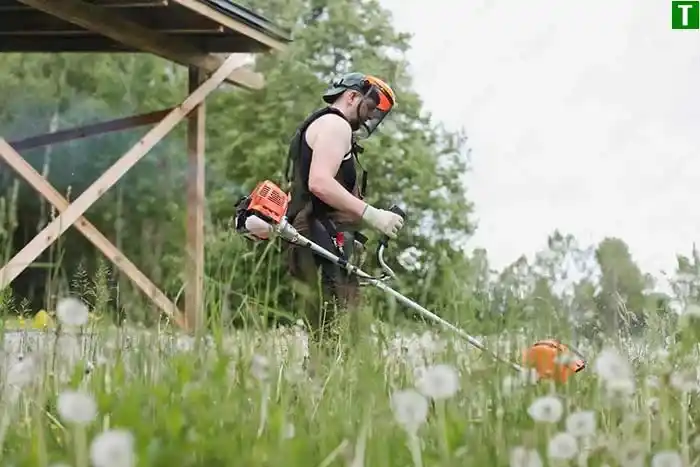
[361,205,404,239]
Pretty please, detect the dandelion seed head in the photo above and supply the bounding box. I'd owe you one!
[5,353,39,388]
[547,432,578,460]
[89,429,136,467]
[651,450,682,467]
[415,363,459,400]
[593,347,633,383]
[56,297,89,327]
[251,354,270,382]
[509,446,543,467]
[175,336,195,353]
[670,369,699,393]
[527,395,564,423]
[565,410,596,437]
[603,376,636,400]
[647,397,660,413]
[390,388,429,434]
[617,440,647,467]
[57,389,97,425]
[646,375,660,389]
[283,422,295,439]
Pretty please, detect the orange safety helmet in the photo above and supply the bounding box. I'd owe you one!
[322,71,396,139]
[522,339,586,383]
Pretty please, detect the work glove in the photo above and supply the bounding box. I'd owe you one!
[361,204,404,239]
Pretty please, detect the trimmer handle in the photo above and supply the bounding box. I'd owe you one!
[379,204,407,247]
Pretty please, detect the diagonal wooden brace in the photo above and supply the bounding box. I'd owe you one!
[0,53,248,328]
[0,139,187,328]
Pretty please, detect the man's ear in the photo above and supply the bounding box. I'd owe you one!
[347,90,361,104]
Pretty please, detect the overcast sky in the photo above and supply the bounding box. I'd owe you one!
[378,0,700,279]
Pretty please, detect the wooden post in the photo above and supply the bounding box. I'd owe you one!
[0,54,246,330]
[185,65,206,333]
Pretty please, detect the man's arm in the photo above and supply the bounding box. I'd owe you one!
[306,114,367,219]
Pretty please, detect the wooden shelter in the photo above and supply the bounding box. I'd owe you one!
[0,0,292,333]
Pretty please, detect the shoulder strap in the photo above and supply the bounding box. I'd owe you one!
[284,106,351,186]
[352,138,368,198]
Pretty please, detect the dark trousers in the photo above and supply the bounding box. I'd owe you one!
[287,217,360,341]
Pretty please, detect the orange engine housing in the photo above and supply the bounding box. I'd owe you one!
[522,339,585,383]
[247,180,289,225]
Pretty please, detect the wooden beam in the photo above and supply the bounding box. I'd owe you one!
[9,108,173,151]
[0,53,246,332]
[185,65,206,333]
[170,0,287,52]
[0,7,224,34]
[0,35,263,53]
[16,0,264,90]
[0,139,187,328]
[0,0,169,11]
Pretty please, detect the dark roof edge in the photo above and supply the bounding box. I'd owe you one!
[199,0,293,43]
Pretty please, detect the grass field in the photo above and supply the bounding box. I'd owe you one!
[0,296,695,467]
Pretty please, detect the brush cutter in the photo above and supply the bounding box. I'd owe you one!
[234,180,586,382]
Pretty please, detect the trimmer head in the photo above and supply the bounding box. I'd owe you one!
[522,339,586,383]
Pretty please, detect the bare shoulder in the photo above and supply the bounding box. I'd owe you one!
[305,113,352,149]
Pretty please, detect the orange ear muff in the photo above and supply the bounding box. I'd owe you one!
[522,339,586,384]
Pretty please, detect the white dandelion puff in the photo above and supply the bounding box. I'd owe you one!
[251,354,270,382]
[390,389,429,434]
[653,349,670,363]
[547,432,578,460]
[669,370,699,393]
[509,446,543,467]
[56,297,89,327]
[282,422,295,439]
[527,396,564,423]
[616,440,647,467]
[56,390,97,425]
[5,353,39,388]
[415,363,459,400]
[651,450,682,467]
[593,347,633,383]
[604,377,636,399]
[565,410,596,437]
[175,336,195,353]
[646,375,661,389]
[647,397,660,413]
[89,429,136,467]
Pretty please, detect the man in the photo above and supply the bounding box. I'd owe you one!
[284,71,405,339]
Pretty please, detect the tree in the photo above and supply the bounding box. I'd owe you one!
[593,237,647,335]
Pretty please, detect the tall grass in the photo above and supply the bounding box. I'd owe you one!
[0,180,694,467]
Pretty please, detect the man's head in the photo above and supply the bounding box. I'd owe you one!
[322,72,396,139]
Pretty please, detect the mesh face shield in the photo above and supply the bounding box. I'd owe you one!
[354,75,396,139]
